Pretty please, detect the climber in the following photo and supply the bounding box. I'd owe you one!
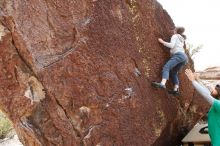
[151,26,188,96]
[185,68,220,146]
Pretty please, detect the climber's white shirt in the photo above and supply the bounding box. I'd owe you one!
[163,34,185,55]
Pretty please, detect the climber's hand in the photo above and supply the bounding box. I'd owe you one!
[158,38,164,44]
[185,69,196,82]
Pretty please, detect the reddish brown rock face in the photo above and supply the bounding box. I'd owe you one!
[0,0,209,146]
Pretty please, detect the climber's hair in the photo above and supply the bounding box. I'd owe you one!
[175,26,186,39]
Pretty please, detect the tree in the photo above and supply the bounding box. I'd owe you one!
[185,43,203,59]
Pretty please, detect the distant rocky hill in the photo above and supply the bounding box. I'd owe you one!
[196,66,220,90]
[196,66,220,80]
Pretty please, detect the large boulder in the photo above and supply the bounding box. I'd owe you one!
[0,0,209,145]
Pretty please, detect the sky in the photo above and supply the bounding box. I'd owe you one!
[157,0,220,71]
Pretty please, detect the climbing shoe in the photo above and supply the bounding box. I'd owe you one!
[168,89,180,96]
[151,82,166,89]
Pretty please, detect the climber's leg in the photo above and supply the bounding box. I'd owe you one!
[152,54,181,89]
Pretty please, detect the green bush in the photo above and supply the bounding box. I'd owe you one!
[0,111,12,139]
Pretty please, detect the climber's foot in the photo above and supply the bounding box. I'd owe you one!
[151,82,166,89]
[168,89,180,96]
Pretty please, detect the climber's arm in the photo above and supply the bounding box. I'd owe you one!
[158,35,177,49]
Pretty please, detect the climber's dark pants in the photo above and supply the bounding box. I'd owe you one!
[162,52,188,85]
